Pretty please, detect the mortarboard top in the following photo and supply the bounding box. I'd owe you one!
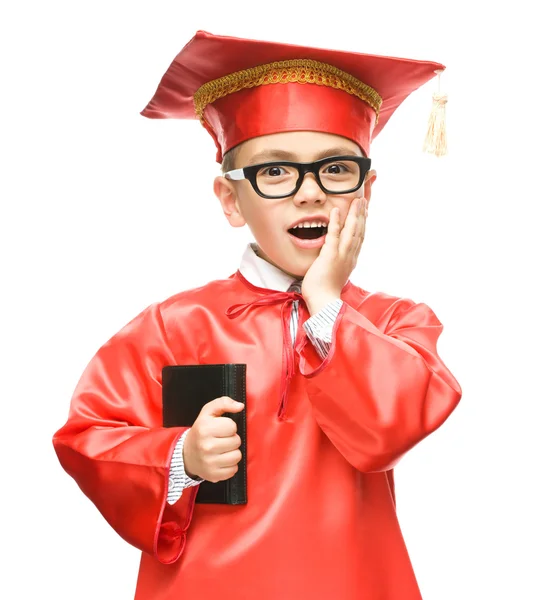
[141,30,447,162]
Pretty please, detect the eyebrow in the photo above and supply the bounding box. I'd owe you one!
[247,146,362,164]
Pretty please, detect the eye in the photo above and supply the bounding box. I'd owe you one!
[259,166,289,178]
[323,163,350,175]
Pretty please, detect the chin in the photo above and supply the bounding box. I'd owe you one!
[257,243,316,278]
[286,266,307,278]
[281,255,315,278]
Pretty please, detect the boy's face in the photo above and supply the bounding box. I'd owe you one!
[214,130,377,280]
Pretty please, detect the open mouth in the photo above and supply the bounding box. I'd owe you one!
[288,226,328,240]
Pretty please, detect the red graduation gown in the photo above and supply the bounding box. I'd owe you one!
[53,270,462,599]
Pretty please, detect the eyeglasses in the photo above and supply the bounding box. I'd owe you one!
[223,155,372,199]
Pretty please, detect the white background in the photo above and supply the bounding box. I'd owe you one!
[1,1,549,598]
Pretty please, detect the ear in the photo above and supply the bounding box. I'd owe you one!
[213,176,247,228]
[362,169,377,207]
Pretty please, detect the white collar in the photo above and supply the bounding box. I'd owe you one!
[238,243,302,292]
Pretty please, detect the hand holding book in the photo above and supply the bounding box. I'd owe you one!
[163,364,247,504]
[183,396,244,482]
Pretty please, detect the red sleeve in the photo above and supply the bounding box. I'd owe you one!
[296,298,462,472]
[52,302,198,564]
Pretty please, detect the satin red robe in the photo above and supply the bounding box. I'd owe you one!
[53,270,462,599]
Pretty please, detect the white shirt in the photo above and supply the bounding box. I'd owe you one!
[167,242,344,504]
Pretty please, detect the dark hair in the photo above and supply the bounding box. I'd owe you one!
[221,145,239,173]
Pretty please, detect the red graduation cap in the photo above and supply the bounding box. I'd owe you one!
[141,30,447,162]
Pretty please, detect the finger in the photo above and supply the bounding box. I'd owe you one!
[350,198,367,258]
[355,198,366,237]
[211,434,241,454]
[361,198,368,239]
[356,197,367,233]
[213,465,239,481]
[340,197,362,253]
[323,206,341,252]
[210,416,238,437]
[201,396,244,418]
[216,449,242,468]
[353,199,367,249]
[218,434,242,454]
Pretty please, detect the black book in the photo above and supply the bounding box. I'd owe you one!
[162,364,247,505]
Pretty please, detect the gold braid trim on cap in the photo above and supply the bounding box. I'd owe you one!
[194,59,382,124]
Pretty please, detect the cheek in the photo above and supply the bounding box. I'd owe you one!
[254,218,274,236]
[242,203,280,235]
[334,196,355,220]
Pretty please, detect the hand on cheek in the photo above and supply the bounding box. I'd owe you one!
[301,196,368,307]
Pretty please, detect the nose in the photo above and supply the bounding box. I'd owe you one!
[292,172,327,206]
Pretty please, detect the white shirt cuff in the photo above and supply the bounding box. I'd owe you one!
[302,299,344,359]
[167,429,203,505]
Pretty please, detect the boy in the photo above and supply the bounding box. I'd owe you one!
[53,30,462,600]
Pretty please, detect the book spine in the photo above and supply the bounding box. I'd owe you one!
[224,364,246,504]
[237,365,247,504]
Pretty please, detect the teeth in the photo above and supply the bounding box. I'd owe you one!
[296,221,326,228]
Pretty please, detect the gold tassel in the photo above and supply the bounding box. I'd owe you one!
[423,70,447,157]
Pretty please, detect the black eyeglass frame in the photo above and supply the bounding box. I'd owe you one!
[223,155,372,199]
